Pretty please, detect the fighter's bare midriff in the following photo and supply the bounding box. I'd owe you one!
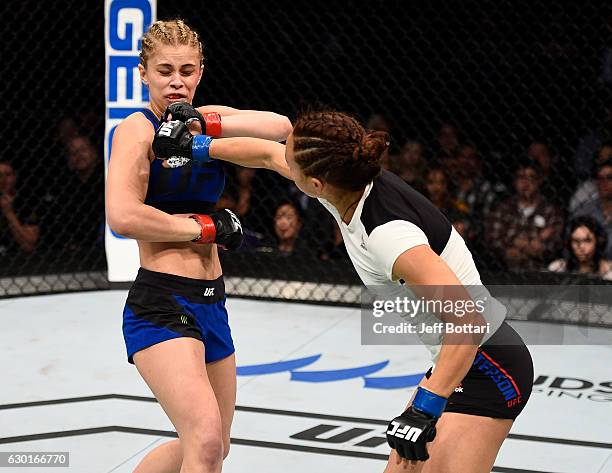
[138,239,222,280]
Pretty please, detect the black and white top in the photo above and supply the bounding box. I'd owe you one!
[318,170,506,360]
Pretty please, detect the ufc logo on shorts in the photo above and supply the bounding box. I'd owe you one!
[158,122,174,137]
[203,288,215,297]
[387,421,423,442]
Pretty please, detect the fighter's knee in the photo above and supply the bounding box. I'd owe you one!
[184,424,224,469]
[196,436,224,470]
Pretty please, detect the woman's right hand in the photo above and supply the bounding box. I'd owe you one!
[191,209,243,250]
[153,120,213,168]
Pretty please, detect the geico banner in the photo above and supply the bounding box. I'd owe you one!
[104,0,156,282]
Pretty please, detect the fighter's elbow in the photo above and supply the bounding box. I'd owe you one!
[273,115,293,141]
[106,209,136,238]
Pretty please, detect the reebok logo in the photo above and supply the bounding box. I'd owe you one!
[203,288,215,297]
[180,314,189,325]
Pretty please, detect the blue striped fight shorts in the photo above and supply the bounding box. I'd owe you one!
[122,267,235,364]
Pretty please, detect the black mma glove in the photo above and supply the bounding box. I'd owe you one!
[162,102,222,137]
[190,210,243,250]
[152,120,213,166]
[386,387,447,461]
[162,102,205,129]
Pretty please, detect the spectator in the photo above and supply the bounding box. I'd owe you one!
[47,135,104,256]
[446,209,472,241]
[366,113,391,134]
[50,115,101,177]
[217,165,257,225]
[390,140,427,193]
[526,139,569,206]
[373,148,391,171]
[574,99,612,180]
[234,167,256,218]
[217,166,271,250]
[319,223,348,261]
[433,121,461,161]
[0,161,40,259]
[571,158,612,258]
[569,142,612,212]
[445,143,507,261]
[288,184,336,251]
[486,159,563,271]
[366,113,393,170]
[424,167,469,217]
[56,117,80,148]
[446,208,492,268]
[527,140,552,174]
[259,200,311,257]
[447,143,507,219]
[548,216,612,280]
[55,114,100,149]
[221,165,292,237]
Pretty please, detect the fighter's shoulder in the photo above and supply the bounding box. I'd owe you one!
[361,171,421,233]
[115,112,155,140]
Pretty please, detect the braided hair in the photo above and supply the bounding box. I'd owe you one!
[292,111,389,191]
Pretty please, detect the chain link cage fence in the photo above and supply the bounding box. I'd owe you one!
[1,1,611,326]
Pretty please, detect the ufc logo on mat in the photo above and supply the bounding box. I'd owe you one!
[203,288,215,296]
[387,421,423,442]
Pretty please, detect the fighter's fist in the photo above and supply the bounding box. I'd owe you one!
[163,102,205,133]
[190,209,243,250]
[152,120,213,167]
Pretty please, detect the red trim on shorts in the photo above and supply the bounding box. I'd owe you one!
[479,349,521,396]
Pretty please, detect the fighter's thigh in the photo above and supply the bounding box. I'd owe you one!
[206,353,237,456]
[134,337,223,439]
[421,412,512,473]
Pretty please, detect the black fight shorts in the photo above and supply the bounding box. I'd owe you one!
[428,322,534,420]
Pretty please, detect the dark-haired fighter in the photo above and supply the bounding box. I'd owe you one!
[154,109,533,472]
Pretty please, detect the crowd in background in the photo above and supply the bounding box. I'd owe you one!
[1,110,612,281]
[0,115,105,274]
[218,111,612,281]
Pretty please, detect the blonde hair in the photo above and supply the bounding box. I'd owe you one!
[139,19,204,68]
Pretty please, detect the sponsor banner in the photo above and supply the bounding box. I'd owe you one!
[104,0,156,282]
[533,375,612,403]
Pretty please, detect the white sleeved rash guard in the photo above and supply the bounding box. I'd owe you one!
[318,170,506,360]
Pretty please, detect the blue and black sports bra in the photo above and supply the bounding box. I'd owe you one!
[140,109,225,215]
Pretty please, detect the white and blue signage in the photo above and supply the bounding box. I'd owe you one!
[104,0,156,282]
